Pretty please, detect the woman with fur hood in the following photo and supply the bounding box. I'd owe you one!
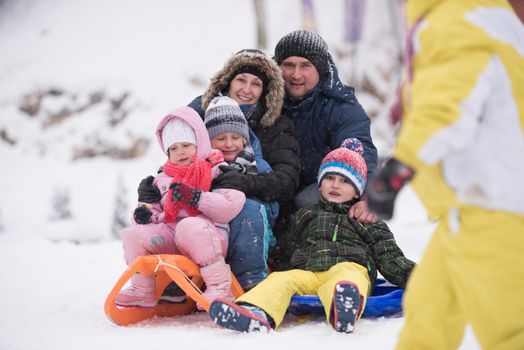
[191,49,300,204]
[188,49,301,290]
[139,49,301,291]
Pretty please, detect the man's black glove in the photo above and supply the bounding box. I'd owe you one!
[218,164,243,173]
[137,176,161,203]
[211,165,255,195]
[169,182,201,208]
[134,205,153,224]
[367,158,415,220]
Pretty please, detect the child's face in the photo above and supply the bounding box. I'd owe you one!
[167,142,197,166]
[228,73,264,105]
[210,132,244,161]
[319,174,358,203]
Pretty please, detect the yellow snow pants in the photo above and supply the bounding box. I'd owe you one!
[396,205,524,350]
[236,262,370,328]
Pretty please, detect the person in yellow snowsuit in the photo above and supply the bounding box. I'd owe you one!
[367,0,524,349]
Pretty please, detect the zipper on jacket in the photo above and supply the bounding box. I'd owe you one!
[332,215,344,242]
[332,224,339,242]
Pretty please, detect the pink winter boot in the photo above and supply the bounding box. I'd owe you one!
[116,273,157,307]
[200,257,233,304]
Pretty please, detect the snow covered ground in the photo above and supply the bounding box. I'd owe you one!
[0,187,482,350]
[0,1,480,349]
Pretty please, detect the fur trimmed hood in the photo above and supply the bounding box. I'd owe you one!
[201,49,284,128]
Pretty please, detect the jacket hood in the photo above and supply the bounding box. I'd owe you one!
[320,54,356,102]
[201,50,285,128]
[155,106,212,160]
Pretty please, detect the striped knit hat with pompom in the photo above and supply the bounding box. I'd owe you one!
[317,138,367,197]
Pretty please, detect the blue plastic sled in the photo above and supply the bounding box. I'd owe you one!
[287,278,404,318]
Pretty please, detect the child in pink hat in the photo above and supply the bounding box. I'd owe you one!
[116,107,245,308]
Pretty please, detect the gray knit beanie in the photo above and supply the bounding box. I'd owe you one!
[204,96,250,141]
[274,30,329,77]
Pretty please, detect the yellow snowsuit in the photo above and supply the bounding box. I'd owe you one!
[236,262,370,328]
[394,0,524,349]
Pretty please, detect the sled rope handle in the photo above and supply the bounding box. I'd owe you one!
[154,255,204,296]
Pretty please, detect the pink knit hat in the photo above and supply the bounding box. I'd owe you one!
[317,138,367,196]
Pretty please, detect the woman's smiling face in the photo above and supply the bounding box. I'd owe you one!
[228,73,264,105]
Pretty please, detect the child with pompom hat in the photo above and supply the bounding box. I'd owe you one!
[208,138,415,333]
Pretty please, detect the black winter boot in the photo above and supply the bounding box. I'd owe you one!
[209,300,272,333]
[331,282,362,333]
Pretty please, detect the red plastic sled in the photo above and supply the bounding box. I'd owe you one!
[104,254,244,326]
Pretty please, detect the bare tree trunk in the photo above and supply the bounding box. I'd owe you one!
[253,0,267,50]
[301,0,317,31]
[343,0,366,83]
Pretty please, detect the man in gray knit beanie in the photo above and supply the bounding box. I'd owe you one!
[273,30,331,102]
[272,29,379,225]
[274,29,329,78]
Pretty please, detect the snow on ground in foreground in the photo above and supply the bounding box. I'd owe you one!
[0,187,480,350]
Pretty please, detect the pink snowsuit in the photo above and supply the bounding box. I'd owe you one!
[119,107,245,305]
[121,174,245,267]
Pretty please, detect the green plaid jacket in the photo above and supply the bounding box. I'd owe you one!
[277,199,415,288]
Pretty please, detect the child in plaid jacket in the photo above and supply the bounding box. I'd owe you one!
[208,138,415,333]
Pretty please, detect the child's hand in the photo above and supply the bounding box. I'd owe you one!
[169,182,202,208]
[134,204,153,224]
[208,149,225,165]
[137,176,161,203]
[211,170,254,195]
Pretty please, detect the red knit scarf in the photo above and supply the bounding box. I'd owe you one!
[162,157,213,223]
